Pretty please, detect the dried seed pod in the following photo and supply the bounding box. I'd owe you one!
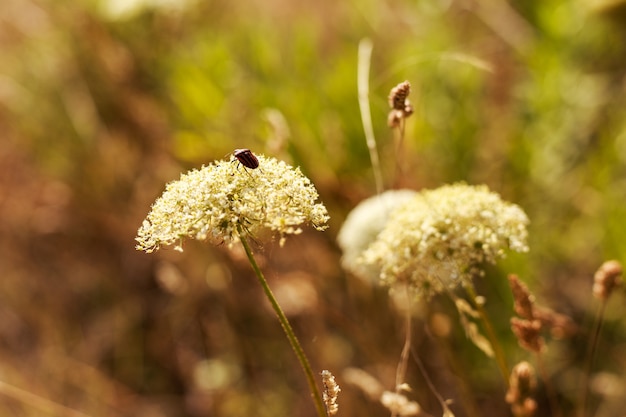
[593,260,623,301]
[389,81,411,110]
[509,274,535,319]
[387,81,414,127]
[511,318,544,353]
[321,370,341,416]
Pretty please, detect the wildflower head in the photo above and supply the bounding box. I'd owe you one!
[360,183,529,298]
[337,190,418,283]
[135,154,329,252]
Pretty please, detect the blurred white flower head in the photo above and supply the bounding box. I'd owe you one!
[99,0,195,20]
[337,190,418,283]
[360,183,529,298]
[136,154,329,252]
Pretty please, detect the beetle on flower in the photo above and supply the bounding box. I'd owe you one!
[233,148,260,170]
[136,153,329,252]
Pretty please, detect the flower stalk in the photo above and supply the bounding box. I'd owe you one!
[136,153,330,416]
[357,38,384,195]
[579,260,623,417]
[238,228,327,417]
[465,283,510,386]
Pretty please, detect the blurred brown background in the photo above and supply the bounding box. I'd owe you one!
[2,0,626,416]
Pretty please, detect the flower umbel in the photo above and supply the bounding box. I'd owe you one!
[361,183,529,298]
[337,189,418,283]
[136,154,329,252]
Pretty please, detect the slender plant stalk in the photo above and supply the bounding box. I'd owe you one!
[410,344,457,417]
[536,352,562,417]
[392,286,413,417]
[465,284,510,387]
[579,300,608,417]
[393,118,407,186]
[238,229,327,417]
[0,379,92,417]
[395,289,412,389]
[357,38,384,195]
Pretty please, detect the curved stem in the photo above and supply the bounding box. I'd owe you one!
[465,284,510,387]
[357,38,384,195]
[238,230,327,417]
[0,379,92,417]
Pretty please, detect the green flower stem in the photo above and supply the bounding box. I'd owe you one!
[238,229,327,417]
[465,284,510,387]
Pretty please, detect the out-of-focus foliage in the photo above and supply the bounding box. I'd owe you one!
[2,0,626,415]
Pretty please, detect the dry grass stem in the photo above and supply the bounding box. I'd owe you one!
[358,38,384,195]
[580,260,624,417]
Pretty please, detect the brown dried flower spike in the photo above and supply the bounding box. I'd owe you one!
[388,81,414,128]
[511,317,544,353]
[321,370,341,416]
[593,260,623,301]
[508,274,576,348]
[509,274,535,320]
[505,361,538,417]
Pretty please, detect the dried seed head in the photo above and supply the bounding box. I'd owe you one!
[509,275,577,339]
[511,318,544,353]
[593,260,623,301]
[389,81,411,110]
[533,305,577,339]
[387,81,414,127]
[509,274,535,319]
[321,370,341,416]
[506,361,537,417]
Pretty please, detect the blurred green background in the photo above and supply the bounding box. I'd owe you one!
[2,0,626,416]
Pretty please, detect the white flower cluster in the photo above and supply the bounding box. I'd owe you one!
[359,183,529,298]
[136,155,329,252]
[337,190,417,283]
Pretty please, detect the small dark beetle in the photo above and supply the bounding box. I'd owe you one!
[233,148,260,169]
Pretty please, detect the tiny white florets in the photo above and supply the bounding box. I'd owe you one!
[337,190,418,283]
[359,183,529,298]
[136,155,329,252]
